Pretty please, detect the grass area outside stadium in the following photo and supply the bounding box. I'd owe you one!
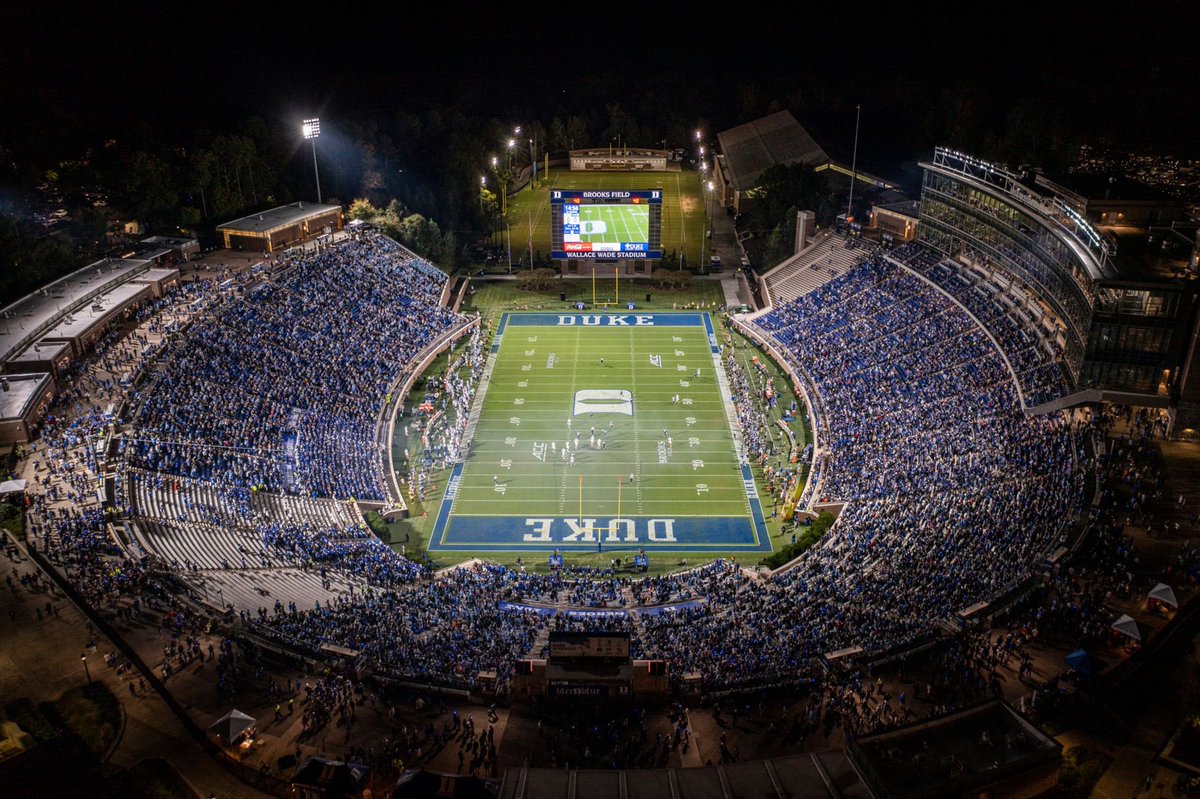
[503,169,707,269]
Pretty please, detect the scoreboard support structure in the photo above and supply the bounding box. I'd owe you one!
[510,631,669,701]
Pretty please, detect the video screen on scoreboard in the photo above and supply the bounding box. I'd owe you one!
[551,190,662,260]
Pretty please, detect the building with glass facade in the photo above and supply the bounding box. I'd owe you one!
[916,148,1199,426]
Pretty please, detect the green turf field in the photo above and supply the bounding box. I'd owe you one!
[391,304,816,573]
[506,170,706,267]
[426,312,774,554]
[459,321,742,517]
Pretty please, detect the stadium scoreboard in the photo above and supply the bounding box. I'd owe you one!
[551,190,663,260]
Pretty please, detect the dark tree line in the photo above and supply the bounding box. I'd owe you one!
[0,72,1164,305]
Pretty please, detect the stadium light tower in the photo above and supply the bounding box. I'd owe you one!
[846,104,861,226]
[706,180,714,245]
[302,118,322,204]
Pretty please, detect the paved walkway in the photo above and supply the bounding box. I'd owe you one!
[0,542,274,799]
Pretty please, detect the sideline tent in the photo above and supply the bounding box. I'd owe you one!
[208,709,255,743]
[1111,614,1141,642]
[1148,583,1178,609]
[1064,649,1093,676]
[0,479,27,495]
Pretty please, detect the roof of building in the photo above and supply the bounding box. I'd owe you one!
[8,338,72,365]
[40,282,153,341]
[0,257,152,364]
[569,147,669,157]
[141,235,199,249]
[874,200,921,218]
[291,758,370,797]
[852,701,1060,799]
[217,203,343,236]
[0,373,52,422]
[499,751,873,799]
[1105,227,1198,283]
[134,267,181,286]
[717,111,831,192]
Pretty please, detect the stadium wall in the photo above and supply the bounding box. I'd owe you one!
[378,317,479,514]
[730,317,824,510]
[569,148,669,171]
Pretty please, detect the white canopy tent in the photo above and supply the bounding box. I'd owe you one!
[1111,614,1141,642]
[1148,583,1178,609]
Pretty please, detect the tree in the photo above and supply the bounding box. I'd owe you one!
[188,147,219,220]
[519,268,558,291]
[397,213,443,258]
[0,213,77,305]
[651,268,675,289]
[116,150,180,229]
[668,270,692,290]
[348,198,380,222]
[565,115,589,151]
[740,164,829,269]
[547,117,569,154]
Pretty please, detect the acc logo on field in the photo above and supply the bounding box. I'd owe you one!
[573,389,633,416]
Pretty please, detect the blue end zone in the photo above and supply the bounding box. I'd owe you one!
[428,513,772,553]
[491,314,510,353]
[504,312,705,327]
[703,313,719,353]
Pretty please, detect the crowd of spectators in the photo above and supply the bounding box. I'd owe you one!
[9,231,1106,702]
[891,241,1068,407]
[125,232,460,501]
[631,257,1084,689]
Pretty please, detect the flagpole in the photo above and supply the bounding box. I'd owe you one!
[846,104,861,224]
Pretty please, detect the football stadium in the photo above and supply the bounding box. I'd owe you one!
[4,109,1200,796]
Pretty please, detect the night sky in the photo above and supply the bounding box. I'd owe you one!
[2,1,1198,164]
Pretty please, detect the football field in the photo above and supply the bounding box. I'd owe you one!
[426,312,772,553]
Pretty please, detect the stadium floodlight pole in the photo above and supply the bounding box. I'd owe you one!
[480,176,486,214]
[302,118,322,204]
[700,179,710,245]
[846,104,861,225]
